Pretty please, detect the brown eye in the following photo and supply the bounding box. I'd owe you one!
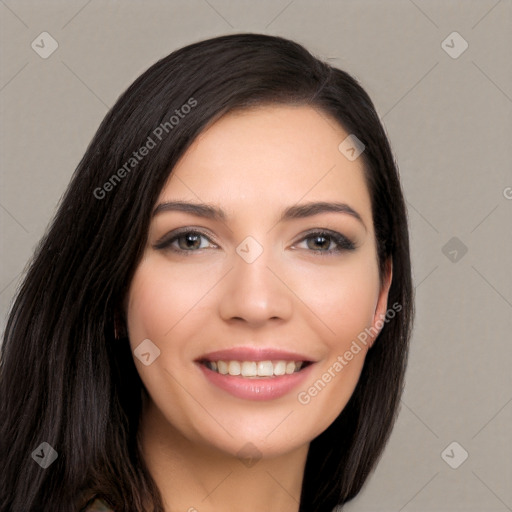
[306,234,333,251]
[153,229,216,253]
[175,232,204,250]
[295,230,356,255]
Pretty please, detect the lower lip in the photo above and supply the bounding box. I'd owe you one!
[197,362,315,401]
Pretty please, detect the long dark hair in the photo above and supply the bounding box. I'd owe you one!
[0,33,413,512]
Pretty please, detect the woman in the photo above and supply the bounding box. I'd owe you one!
[0,33,414,511]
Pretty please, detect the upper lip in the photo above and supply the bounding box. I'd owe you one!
[196,347,316,362]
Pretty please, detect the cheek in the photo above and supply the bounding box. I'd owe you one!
[125,256,212,434]
[125,254,213,345]
[290,258,379,433]
[289,255,380,348]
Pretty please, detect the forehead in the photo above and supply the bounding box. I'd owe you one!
[158,105,373,229]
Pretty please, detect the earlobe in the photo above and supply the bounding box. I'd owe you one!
[368,258,393,349]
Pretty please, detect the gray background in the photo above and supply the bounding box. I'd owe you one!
[1,1,511,510]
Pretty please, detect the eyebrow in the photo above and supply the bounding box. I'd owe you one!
[152,200,366,230]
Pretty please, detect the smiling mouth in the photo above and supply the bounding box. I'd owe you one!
[198,359,313,378]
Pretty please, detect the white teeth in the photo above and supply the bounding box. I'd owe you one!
[217,360,228,375]
[257,361,273,377]
[228,361,241,376]
[204,359,306,377]
[241,361,257,377]
[274,361,286,376]
[286,362,296,374]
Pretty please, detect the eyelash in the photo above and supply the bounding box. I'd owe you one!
[153,227,356,256]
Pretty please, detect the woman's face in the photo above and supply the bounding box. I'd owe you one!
[126,105,392,459]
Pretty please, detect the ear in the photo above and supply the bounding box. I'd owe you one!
[368,257,393,349]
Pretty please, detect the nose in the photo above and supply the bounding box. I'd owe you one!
[218,243,293,327]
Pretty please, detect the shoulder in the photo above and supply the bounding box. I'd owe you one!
[81,497,114,512]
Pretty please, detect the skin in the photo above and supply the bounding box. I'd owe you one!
[125,105,392,511]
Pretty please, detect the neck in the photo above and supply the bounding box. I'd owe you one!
[138,398,309,512]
